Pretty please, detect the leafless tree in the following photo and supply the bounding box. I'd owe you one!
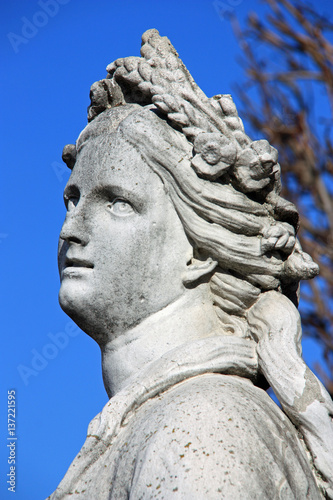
[234,0,333,394]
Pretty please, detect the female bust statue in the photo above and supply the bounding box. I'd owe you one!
[49,30,333,499]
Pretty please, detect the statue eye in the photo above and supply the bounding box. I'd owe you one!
[66,196,79,211]
[108,199,134,216]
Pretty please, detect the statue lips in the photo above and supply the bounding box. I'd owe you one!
[61,256,94,278]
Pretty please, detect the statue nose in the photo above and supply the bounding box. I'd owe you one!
[59,209,89,246]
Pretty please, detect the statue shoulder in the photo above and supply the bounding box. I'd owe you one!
[126,373,320,499]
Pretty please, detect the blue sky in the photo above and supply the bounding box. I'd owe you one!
[1,1,332,499]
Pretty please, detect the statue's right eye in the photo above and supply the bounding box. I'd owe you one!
[65,196,79,211]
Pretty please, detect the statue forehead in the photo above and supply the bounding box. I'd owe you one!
[76,103,190,158]
[76,104,141,153]
[71,118,169,191]
[74,135,140,178]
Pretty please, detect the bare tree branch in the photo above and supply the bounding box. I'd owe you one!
[234,0,333,395]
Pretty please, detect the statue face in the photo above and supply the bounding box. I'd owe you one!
[58,133,193,343]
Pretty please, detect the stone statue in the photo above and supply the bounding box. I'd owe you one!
[49,29,333,499]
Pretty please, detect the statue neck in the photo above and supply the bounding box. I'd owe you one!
[101,284,221,398]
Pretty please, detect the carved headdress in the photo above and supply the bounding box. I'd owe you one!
[62,30,333,497]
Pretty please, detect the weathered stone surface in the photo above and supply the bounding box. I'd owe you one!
[49,29,333,499]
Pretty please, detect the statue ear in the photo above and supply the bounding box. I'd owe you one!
[182,257,218,286]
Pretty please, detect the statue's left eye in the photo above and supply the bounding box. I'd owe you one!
[108,199,134,216]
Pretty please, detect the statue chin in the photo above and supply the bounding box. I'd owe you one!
[58,278,86,315]
[59,287,84,326]
[58,284,100,340]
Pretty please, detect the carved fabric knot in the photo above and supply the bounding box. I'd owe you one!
[233,139,280,193]
[261,223,296,255]
[191,133,237,180]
